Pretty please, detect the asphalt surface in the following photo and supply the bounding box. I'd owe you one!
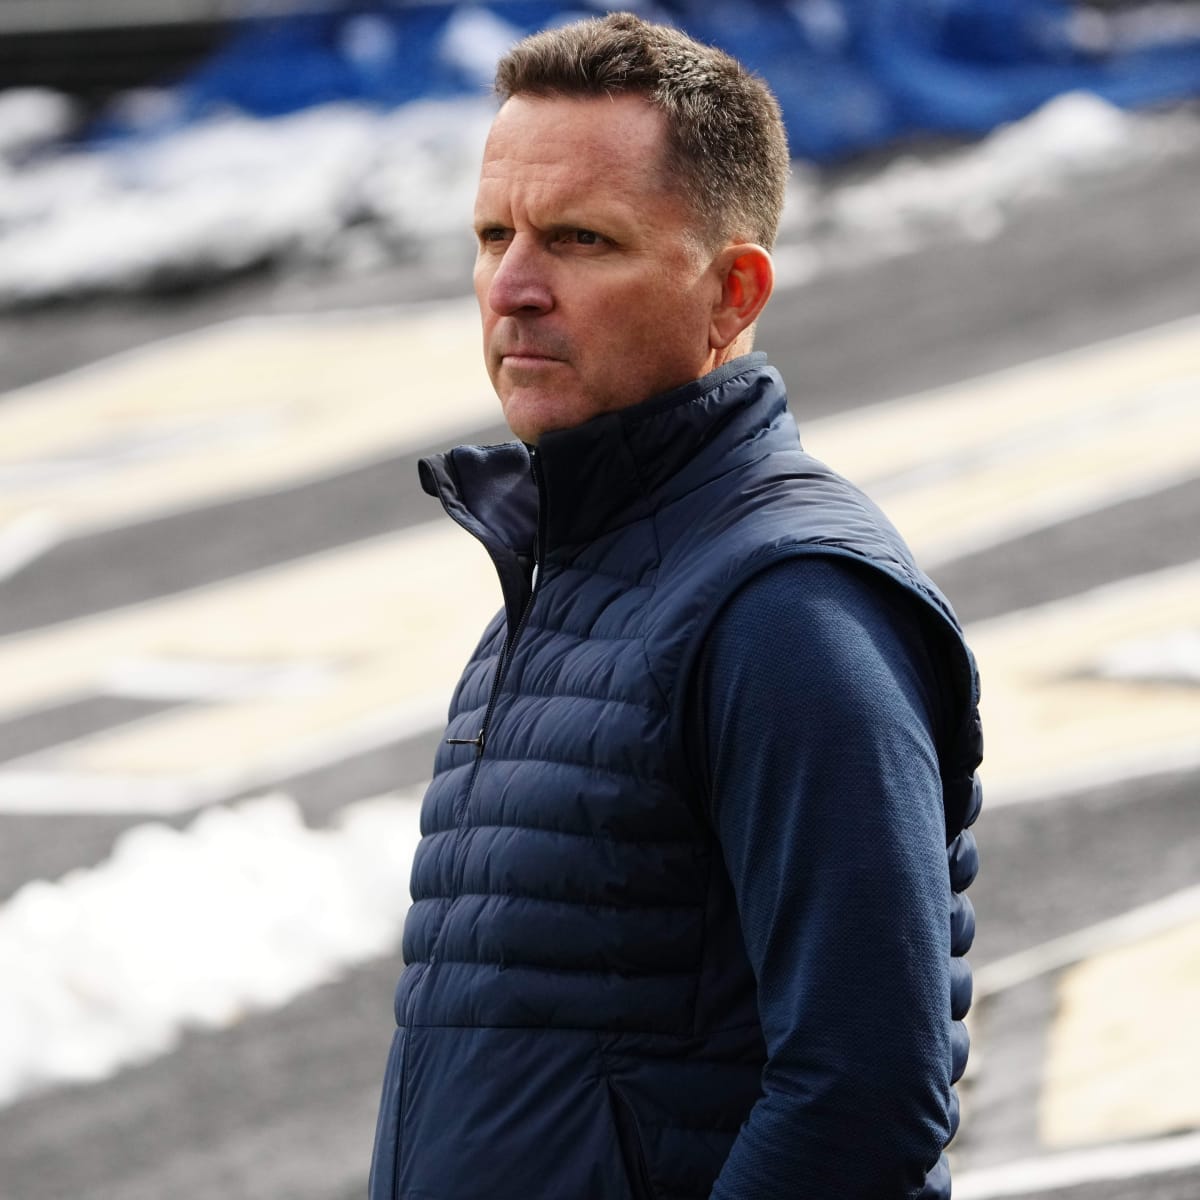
[0,141,1197,1200]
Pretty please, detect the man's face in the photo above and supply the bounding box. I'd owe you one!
[473,93,724,444]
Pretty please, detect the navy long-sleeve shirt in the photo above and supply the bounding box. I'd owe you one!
[690,555,954,1198]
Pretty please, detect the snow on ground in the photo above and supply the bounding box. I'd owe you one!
[0,789,422,1106]
[1097,628,1200,685]
[0,88,78,163]
[0,86,1197,307]
[0,95,495,305]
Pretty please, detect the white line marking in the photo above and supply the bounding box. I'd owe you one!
[102,655,337,702]
[805,310,1200,433]
[1096,627,1200,685]
[1039,911,1200,1146]
[916,458,1200,571]
[965,555,1200,640]
[799,319,1200,572]
[983,742,1200,810]
[954,1130,1200,1198]
[965,558,1200,808]
[0,297,495,543]
[0,696,445,814]
[0,405,286,489]
[0,510,61,581]
[0,297,473,411]
[975,884,1200,999]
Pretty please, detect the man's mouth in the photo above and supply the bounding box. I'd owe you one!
[502,352,563,367]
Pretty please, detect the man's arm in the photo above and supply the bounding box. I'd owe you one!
[693,556,953,1198]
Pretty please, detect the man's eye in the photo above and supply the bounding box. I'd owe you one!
[559,229,603,246]
[479,227,508,244]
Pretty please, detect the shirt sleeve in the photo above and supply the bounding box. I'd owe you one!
[691,555,953,1199]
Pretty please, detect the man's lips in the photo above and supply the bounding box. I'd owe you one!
[500,352,565,368]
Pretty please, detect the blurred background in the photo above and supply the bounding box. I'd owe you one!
[0,2,1198,1197]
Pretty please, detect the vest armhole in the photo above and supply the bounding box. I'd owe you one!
[666,543,978,831]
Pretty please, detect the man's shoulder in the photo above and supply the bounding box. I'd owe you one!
[662,444,953,629]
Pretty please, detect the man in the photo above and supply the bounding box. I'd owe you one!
[371,13,982,1200]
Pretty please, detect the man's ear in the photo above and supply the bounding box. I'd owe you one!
[709,244,775,352]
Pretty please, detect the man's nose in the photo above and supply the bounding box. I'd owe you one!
[486,235,553,316]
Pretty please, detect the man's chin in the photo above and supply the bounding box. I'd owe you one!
[502,402,558,446]
[500,388,588,446]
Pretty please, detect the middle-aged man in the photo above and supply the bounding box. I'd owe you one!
[371,13,982,1200]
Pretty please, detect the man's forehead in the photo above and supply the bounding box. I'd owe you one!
[482,94,669,176]
[475,94,682,226]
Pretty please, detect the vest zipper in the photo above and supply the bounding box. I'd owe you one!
[398,452,545,1188]
[462,447,545,767]
[444,557,538,753]
[463,588,534,758]
[442,450,547,924]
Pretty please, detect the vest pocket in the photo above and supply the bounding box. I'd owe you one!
[368,1028,406,1200]
[607,1080,658,1200]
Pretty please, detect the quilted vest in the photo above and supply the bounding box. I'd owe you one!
[370,356,983,1200]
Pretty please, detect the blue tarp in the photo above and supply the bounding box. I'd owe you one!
[95,1,1200,161]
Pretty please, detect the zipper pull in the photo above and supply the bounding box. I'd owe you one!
[446,729,486,754]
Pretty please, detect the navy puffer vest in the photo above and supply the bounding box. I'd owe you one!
[370,356,982,1200]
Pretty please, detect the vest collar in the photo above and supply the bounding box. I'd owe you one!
[421,353,793,556]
